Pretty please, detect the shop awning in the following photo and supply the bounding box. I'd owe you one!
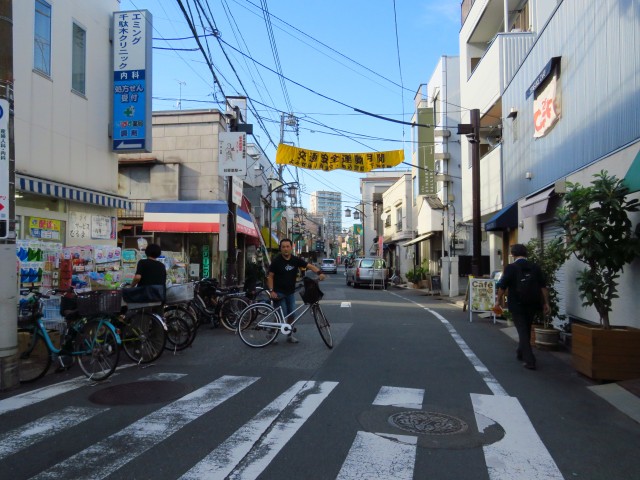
[485,203,518,232]
[261,227,280,249]
[16,173,132,209]
[401,232,435,247]
[521,186,554,218]
[237,208,259,238]
[143,201,226,232]
[623,149,640,193]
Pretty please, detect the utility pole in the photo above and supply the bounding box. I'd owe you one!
[470,109,481,277]
[225,106,240,287]
[458,108,481,277]
[0,0,18,389]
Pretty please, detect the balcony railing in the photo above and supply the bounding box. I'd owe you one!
[117,200,147,219]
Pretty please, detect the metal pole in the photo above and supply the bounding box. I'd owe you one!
[470,108,482,277]
[0,0,18,390]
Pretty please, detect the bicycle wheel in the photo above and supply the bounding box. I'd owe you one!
[237,303,279,348]
[254,288,271,304]
[163,309,192,351]
[166,305,197,346]
[75,320,120,381]
[17,328,52,383]
[313,305,333,349]
[122,312,167,363]
[219,296,250,332]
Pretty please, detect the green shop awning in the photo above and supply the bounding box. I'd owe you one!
[623,150,640,193]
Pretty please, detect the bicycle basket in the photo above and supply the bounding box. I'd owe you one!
[17,300,39,327]
[300,277,324,304]
[77,290,122,316]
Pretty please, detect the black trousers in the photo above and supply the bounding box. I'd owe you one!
[512,309,536,366]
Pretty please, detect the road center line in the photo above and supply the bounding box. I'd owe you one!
[389,291,507,396]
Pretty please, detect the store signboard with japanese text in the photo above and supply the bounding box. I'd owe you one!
[0,99,9,238]
[232,176,243,206]
[219,132,247,176]
[112,10,152,153]
[26,217,62,241]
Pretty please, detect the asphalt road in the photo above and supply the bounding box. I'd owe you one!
[1,274,639,479]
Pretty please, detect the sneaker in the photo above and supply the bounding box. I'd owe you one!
[287,334,299,344]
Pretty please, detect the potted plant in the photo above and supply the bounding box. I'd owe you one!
[406,266,427,288]
[525,238,567,348]
[556,170,640,380]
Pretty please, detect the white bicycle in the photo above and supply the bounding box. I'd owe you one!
[236,277,332,349]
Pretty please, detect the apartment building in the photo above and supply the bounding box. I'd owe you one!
[459,0,640,326]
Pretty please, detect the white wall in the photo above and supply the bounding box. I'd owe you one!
[13,0,120,194]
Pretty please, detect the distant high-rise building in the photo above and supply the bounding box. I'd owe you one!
[310,191,342,247]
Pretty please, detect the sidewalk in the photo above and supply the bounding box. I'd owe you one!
[393,277,640,425]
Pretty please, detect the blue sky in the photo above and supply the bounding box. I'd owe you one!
[120,0,460,218]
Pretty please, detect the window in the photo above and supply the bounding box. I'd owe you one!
[395,207,402,231]
[34,0,52,76]
[72,23,86,94]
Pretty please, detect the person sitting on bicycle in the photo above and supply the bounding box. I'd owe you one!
[130,244,167,305]
[267,238,325,343]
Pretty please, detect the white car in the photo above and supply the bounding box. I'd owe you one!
[320,258,338,274]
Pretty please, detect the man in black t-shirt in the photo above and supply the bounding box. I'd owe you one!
[268,239,324,343]
[494,244,550,370]
[130,244,167,302]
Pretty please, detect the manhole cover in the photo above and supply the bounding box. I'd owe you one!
[89,381,191,406]
[388,411,468,435]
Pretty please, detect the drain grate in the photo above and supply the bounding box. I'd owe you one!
[388,411,468,436]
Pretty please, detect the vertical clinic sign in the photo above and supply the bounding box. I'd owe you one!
[0,100,9,238]
[112,10,152,153]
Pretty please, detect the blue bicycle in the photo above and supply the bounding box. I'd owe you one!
[17,288,122,383]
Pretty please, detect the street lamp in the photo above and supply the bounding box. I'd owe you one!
[344,205,365,257]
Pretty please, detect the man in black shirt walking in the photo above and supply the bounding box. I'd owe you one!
[267,239,325,343]
[494,244,550,370]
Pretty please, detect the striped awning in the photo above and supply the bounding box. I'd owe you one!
[143,201,227,233]
[17,173,132,209]
[237,208,259,238]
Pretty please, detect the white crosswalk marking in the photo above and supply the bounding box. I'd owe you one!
[471,393,564,480]
[32,375,259,480]
[372,386,424,409]
[0,406,106,460]
[182,380,338,480]
[336,431,417,480]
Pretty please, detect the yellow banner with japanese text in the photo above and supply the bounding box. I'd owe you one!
[276,144,404,172]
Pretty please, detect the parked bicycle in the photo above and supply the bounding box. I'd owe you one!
[236,276,332,349]
[118,284,168,364]
[186,278,250,332]
[17,287,121,383]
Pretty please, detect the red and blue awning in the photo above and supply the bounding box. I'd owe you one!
[143,200,259,238]
[237,208,259,238]
[143,201,227,233]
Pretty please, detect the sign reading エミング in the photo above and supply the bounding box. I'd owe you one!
[112,10,152,153]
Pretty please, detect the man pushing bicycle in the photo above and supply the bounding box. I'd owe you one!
[267,238,325,343]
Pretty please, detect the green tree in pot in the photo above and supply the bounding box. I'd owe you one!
[525,238,567,346]
[556,170,640,380]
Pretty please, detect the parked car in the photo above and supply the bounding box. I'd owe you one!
[320,258,337,274]
[346,257,388,288]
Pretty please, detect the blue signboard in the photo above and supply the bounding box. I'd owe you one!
[112,10,152,153]
[113,69,147,151]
